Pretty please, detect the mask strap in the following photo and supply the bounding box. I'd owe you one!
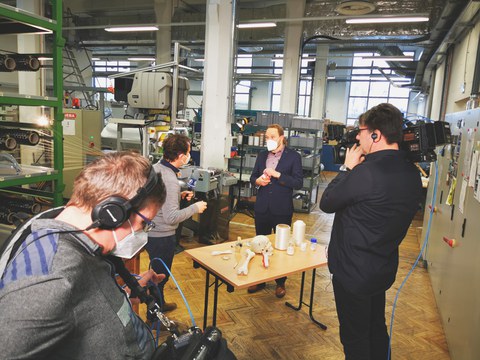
[112,229,119,246]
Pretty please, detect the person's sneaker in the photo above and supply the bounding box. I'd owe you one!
[275,284,286,298]
[247,282,266,294]
[162,302,177,312]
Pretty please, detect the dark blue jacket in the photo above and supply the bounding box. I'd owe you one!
[250,147,303,216]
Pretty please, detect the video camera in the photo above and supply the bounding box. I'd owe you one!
[333,120,452,164]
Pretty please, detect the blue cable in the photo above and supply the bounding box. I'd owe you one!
[150,257,197,328]
[387,161,439,360]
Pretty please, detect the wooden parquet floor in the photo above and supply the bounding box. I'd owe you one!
[139,172,450,360]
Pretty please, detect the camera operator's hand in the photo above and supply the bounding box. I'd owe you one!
[194,201,207,213]
[256,174,271,186]
[125,269,166,305]
[344,144,365,170]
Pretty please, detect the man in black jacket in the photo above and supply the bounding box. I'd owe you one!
[247,124,303,298]
[320,103,422,360]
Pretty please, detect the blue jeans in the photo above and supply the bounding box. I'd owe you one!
[145,234,176,306]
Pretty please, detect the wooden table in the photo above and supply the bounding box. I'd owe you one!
[185,234,328,330]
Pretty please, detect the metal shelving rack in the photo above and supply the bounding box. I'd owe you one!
[287,126,323,213]
[0,1,64,206]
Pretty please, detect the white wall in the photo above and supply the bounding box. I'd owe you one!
[324,56,351,123]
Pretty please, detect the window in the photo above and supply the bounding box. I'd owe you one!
[92,60,131,102]
[235,55,252,110]
[271,55,312,116]
[346,52,412,126]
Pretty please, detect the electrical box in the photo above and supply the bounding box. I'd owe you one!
[62,109,103,198]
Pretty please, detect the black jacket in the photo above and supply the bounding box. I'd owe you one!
[320,150,422,295]
[250,147,303,216]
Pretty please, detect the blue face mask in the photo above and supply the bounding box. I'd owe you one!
[110,220,148,259]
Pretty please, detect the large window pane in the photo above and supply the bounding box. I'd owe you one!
[367,97,385,109]
[235,94,250,110]
[388,98,408,113]
[350,81,370,96]
[389,85,410,98]
[271,95,280,111]
[272,81,282,94]
[369,81,390,97]
[348,97,368,118]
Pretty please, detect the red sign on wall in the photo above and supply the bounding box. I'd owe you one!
[64,113,77,119]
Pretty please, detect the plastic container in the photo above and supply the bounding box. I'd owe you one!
[310,238,317,251]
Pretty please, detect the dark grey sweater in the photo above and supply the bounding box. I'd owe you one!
[0,217,155,359]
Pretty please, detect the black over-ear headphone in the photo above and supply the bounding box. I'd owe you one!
[371,133,378,140]
[90,167,158,230]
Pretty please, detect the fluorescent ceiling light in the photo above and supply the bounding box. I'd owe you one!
[127,57,156,61]
[346,16,429,24]
[105,26,159,32]
[38,57,53,61]
[194,58,205,62]
[362,56,414,62]
[237,22,276,29]
[91,57,101,61]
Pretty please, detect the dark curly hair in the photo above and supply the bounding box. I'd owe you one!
[162,134,191,161]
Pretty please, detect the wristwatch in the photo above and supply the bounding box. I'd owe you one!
[339,164,351,172]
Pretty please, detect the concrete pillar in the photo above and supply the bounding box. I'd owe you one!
[200,0,236,169]
[310,45,329,118]
[280,0,305,114]
[155,0,172,65]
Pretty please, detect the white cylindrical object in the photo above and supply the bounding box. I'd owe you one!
[275,224,290,250]
[253,136,260,146]
[292,220,306,246]
[248,136,254,145]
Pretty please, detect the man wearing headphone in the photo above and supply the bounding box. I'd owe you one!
[0,151,166,359]
[320,103,422,360]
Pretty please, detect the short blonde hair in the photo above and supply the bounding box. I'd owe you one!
[68,151,165,211]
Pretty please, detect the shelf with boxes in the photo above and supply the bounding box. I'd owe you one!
[287,116,324,213]
[0,1,64,238]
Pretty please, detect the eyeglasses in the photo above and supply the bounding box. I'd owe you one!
[355,127,369,132]
[133,210,155,233]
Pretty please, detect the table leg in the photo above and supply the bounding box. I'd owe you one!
[285,271,306,310]
[285,269,327,330]
[309,269,327,330]
[212,276,219,327]
[203,271,210,330]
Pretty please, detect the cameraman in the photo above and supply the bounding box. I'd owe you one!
[320,103,422,360]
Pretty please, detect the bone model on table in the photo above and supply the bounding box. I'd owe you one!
[249,235,274,268]
[236,249,255,275]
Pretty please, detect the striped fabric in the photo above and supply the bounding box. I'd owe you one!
[129,308,151,351]
[0,230,59,289]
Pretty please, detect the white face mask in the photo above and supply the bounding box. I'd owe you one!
[183,153,191,165]
[110,220,148,259]
[266,139,279,152]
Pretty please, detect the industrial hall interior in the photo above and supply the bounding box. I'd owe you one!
[1,0,480,359]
